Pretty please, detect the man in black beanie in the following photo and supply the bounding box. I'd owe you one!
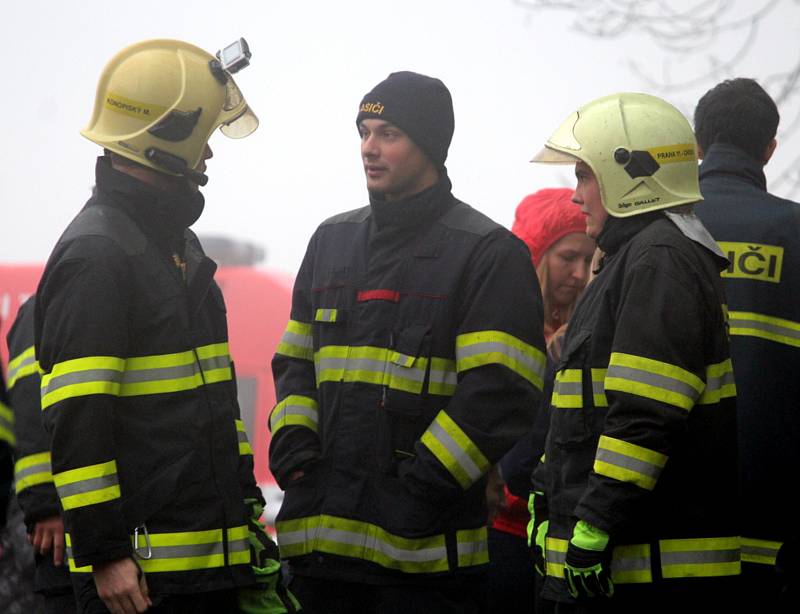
[269,71,546,613]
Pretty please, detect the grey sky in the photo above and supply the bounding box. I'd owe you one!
[2,0,798,275]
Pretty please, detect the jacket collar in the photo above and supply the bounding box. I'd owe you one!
[596,211,662,256]
[94,156,205,254]
[368,172,454,230]
[698,143,767,191]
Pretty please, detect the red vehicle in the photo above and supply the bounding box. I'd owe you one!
[0,256,293,524]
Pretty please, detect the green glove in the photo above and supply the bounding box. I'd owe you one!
[564,520,613,599]
[237,498,302,613]
[527,491,548,576]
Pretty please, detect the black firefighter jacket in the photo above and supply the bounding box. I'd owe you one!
[34,157,262,595]
[536,211,740,602]
[696,143,800,568]
[269,175,546,583]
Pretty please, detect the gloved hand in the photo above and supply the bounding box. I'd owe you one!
[245,498,280,567]
[527,490,548,575]
[564,520,613,599]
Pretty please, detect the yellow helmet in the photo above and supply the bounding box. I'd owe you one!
[81,39,258,185]
[532,92,702,217]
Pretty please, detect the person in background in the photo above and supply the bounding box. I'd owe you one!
[487,188,595,613]
[693,77,800,611]
[7,296,77,612]
[531,92,739,612]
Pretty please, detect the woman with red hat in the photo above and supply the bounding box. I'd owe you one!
[487,188,596,613]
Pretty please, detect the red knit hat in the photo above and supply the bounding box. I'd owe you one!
[511,188,586,266]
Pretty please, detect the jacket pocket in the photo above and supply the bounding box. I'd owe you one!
[380,325,433,472]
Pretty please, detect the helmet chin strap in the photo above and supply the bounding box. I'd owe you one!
[144,147,208,186]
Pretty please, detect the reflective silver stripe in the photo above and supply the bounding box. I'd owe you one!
[7,354,37,385]
[612,552,651,573]
[731,316,800,341]
[122,364,196,383]
[42,369,122,396]
[317,526,448,563]
[457,539,488,557]
[270,405,318,429]
[281,330,313,349]
[594,449,663,482]
[427,421,483,484]
[456,341,543,378]
[661,548,740,565]
[15,460,52,482]
[56,474,119,499]
[742,544,778,559]
[555,381,581,395]
[546,547,566,565]
[429,368,458,388]
[606,365,701,401]
[705,369,734,392]
[148,542,223,558]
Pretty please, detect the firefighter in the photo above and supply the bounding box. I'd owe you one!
[1,370,11,541]
[693,78,800,611]
[530,92,740,612]
[34,39,295,614]
[269,71,546,613]
[7,296,77,612]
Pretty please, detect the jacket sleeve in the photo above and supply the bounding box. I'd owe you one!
[7,299,62,530]
[399,232,547,503]
[269,234,321,488]
[35,240,133,567]
[575,246,729,535]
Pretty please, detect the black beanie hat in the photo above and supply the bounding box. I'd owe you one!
[356,71,454,170]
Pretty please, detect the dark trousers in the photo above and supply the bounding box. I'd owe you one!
[487,527,536,613]
[290,573,488,614]
[538,575,742,614]
[35,553,78,613]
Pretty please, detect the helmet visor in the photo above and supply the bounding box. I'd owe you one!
[531,146,581,164]
[220,106,259,138]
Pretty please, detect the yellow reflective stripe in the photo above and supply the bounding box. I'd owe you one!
[429,357,458,396]
[269,395,319,435]
[41,356,125,409]
[547,537,737,583]
[592,368,608,407]
[67,527,249,573]
[276,319,314,360]
[456,527,489,567]
[137,525,250,572]
[456,330,545,390]
[729,310,800,348]
[605,353,704,411]
[65,533,93,573]
[276,514,454,573]
[7,345,41,389]
[660,536,741,578]
[611,543,652,584]
[314,308,338,323]
[315,345,458,397]
[545,536,568,578]
[235,419,253,455]
[14,451,53,493]
[0,402,14,446]
[594,435,668,491]
[54,460,121,511]
[421,410,490,490]
[697,359,736,404]
[742,537,782,565]
[552,369,582,409]
[41,346,233,409]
